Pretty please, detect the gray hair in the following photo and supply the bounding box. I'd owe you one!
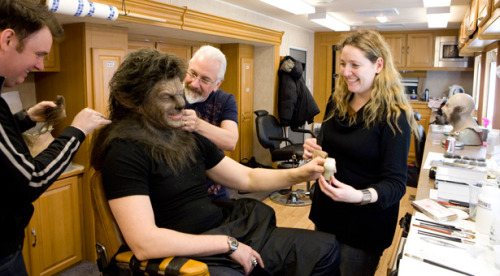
[190,45,227,82]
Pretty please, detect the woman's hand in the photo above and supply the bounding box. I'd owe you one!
[229,242,264,275]
[302,138,322,160]
[318,174,365,203]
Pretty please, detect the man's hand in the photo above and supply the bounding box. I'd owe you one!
[181,109,199,132]
[299,157,326,182]
[70,108,111,136]
[26,101,57,122]
[228,242,264,275]
[302,138,322,160]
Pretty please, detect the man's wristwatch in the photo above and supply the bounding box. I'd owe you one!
[358,189,372,205]
[226,236,238,255]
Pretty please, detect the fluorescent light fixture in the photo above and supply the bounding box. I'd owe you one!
[309,12,350,31]
[260,0,315,15]
[423,0,451,7]
[426,7,450,28]
[376,16,388,23]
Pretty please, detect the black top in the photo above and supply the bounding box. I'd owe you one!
[101,134,226,234]
[309,106,411,253]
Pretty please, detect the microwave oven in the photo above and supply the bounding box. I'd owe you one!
[434,36,469,68]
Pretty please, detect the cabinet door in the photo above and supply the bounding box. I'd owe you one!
[156,43,192,62]
[383,34,405,68]
[240,58,254,161]
[91,48,126,116]
[26,176,82,276]
[467,0,479,36]
[477,0,491,27]
[41,41,60,72]
[406,33,434,68]
[128,40,155,53]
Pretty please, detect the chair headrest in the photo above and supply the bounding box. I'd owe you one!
[254,110,268,117]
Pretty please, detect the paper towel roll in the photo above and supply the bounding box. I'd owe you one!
[46,0,117,21]
[87,1,118,20]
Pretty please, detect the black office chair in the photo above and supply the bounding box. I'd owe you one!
[254,110,315,206]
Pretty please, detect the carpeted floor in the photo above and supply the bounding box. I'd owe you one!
[58,261,99,276]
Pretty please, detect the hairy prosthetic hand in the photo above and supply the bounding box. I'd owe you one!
[442,93,483,146]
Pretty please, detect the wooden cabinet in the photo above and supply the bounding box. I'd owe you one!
[478,0,492,27]
[128,40,192,62]
[467,0,479,36]
[156,43,192,62]
[383,33,434,70]
[40,41,60,72]
[23,171,83,276]
[408,101,432,164]
[35,22,128,262]
[220,44,254,163]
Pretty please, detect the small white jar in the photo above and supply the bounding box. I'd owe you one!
[476,185,500,235]
[323,158,336,182]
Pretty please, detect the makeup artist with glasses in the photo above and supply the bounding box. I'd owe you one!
[182,45,238,199]
[303,30,419,276]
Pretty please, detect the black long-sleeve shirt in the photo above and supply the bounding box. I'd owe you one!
[0,76,85,258]
[309,106,411,253]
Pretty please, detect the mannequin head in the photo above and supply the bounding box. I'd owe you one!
[442,93,483,145]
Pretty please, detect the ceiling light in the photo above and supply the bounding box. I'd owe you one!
[423,0,451,7]
[308,12,350,31]
[260,0,315,15]
[376,16,388,23]
[426,6,450,28]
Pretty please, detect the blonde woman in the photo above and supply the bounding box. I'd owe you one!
[303,30,419,276]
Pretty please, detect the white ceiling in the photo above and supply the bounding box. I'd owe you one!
[218,0,472,32]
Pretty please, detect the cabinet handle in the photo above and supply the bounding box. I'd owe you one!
[401,46,404,54]
[407,46,410,54]
[31,228,37,247]
[241,112,245,120]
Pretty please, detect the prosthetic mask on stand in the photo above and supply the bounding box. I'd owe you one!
[441,93,483,146]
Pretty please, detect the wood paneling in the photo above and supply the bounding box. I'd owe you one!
[98,0,283,46]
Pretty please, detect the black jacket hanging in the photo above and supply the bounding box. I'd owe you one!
[278,56,320,128]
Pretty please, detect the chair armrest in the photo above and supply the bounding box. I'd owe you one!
[269,136,294,145]
[290,127,317,138]
[115,251,209,276]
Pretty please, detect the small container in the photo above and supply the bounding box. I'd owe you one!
[323,158,336,182]
[476,185,500,235]
[446,137,456,154]
[424,88,429,101]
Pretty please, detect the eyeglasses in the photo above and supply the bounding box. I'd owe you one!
[186,70,216,86]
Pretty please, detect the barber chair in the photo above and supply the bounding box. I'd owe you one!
[90,170,210,276]
[254,110,315,206]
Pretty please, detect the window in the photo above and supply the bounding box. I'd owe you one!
[483,49,497,127]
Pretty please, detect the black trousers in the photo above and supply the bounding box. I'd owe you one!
[200,198,341,276]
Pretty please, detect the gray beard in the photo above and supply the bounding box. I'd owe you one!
[184,88,204,104]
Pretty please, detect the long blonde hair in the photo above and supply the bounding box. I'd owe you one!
[326,30,418,137]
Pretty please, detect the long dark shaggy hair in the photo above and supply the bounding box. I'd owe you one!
[91,49,198,174]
